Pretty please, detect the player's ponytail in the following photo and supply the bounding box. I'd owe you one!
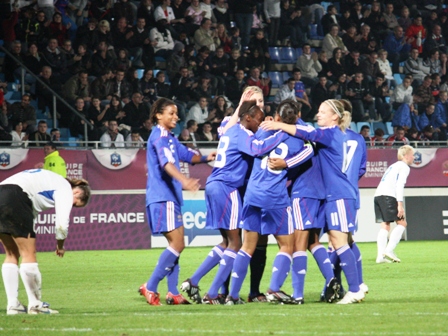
[276,99,299,125]
[66,178,91,206]
[325,99,352,132]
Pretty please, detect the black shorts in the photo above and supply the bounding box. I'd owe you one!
[374,195,401,223]
[0,185,36,238]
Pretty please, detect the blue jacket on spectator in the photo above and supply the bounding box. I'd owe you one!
[435,100,448,123]
[392,103,420,131]
[418,110,446,130]
[383,32,411,55]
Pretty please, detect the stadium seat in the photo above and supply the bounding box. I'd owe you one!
[172,122,182,137]
[269,47,281,63]
[372,121,388,135]
[296,48,303,57]
[136,69,145,79]
[269,72,283,88]
[357,122,373,136]
[350,122,358,132]
[282,71,292,82]
[59,128,71,138]
[393,73,404,85]
[279,47,296,64]
[321,1,332,12]
[309,24,324,40]
[385,121,394,135]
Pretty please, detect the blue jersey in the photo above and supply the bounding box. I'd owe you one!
[293,124,357,201]
[244,129,313,209]
[146,125,198,206]
[288,119,325,200]
[345,129,367,209]
[207,122,288,189]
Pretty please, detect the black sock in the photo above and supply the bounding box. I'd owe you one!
[249,245,267,296]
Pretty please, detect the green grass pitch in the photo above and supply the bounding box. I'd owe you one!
[1,241,448,335]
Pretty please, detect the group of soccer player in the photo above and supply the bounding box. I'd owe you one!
[0,85,414,314]
[140,85,374,306]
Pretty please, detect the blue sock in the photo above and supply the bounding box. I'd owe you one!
[190,245,225,286]
[311,245,334,284]
[291,251,307,299]
[207,249,237,298]
[351,242,364,284]
[146,247,180,293]
[166,261,180,295]
[219,274,230,295]
[229,250,251,299]
[328,249,342,284]
[336,245,360,293]
[269,252,292,292]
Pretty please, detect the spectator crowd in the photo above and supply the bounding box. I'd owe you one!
[0,0,447,146]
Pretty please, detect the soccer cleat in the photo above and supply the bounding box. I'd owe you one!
[217,294,227,304]
[292,297,305,305]
[180,279,201,303]
[266,290,294,304]
[336,290,365,304]
[247,293,268,303]
[144,290,162,306]
[28,303,59,314]
[325,277,341,303]
[7,302,27,315]
[224,295,245,305]
[138,283,148,296]
[319,292,325,302]
[384,251,401,263]
[166,292,191,305]
[376,257,392,264]
[360,283,369,294]
[202,293,223,305]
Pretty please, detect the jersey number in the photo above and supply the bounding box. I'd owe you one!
[260,143,288,175]
[214,136,230,168]
[342,140,358,173]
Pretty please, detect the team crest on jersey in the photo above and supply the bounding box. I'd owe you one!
[0,152,10,167]
[413,151,422,166]
[111,152,122,167]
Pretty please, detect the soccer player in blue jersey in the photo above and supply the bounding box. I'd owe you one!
[266,100,339,304]
[225,100,314,305]
[139,98,216,306]
[261,99,365,304]
[331,99,369,295]
[196,99,293,305]
[181,87,273,304]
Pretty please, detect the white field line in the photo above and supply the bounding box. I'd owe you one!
[0,328,447,335]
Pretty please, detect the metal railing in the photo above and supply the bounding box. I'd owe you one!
[1,140,447,148]
[0,45,94,144]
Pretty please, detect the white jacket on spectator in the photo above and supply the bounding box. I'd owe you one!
[296,55,322,79]
[264,0,281,19]
[377,58,393,79]
[154,5,176,22]
[274,84,296,104]
[186,103,210,124]
[150,27,175,53]
[100,132,125,148]
[390,83,413,105]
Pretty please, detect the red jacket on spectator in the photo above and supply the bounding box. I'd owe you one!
[245,77,270,97]
[406,23,426,54]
